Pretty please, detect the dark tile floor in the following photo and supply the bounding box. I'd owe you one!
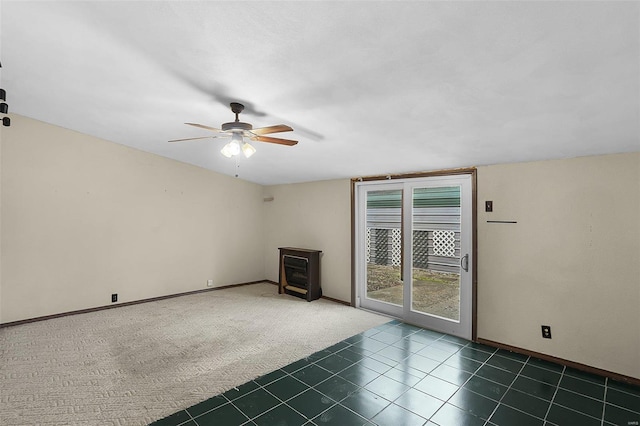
[151,320,640,426]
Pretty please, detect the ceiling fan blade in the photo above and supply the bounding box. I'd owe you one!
[185,122,224,133]
[250,124,293,136]
[168,136,219,142]
[252,135,298,146]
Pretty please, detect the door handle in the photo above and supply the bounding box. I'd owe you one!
[460,254,469,272]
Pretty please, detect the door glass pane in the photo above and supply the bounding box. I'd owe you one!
[365,189,402,306]
[411,187,461,321]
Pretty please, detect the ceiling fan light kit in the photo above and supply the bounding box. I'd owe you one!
[220,141,238,158]
[241,142,256,158]
[220,133,256,159]
[170,102,297,160]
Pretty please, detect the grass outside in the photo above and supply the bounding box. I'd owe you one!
[366,263,460,321]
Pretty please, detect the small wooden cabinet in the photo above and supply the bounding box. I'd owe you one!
[278,247,322,302]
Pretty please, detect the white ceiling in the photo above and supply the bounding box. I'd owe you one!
[1,1,638,185]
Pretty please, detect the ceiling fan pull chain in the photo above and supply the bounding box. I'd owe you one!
[235,156,240,178]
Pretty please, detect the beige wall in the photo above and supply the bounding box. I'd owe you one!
[0,120,3,323]
[262,179,352,302]
[3,114,639,379]
[477,153,640,379]
[1,115,265,323]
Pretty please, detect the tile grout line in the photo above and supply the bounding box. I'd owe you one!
[307,341,392,425]
[431,342,500,423]
[480,351,531,426]
[175,408,196,426]
[539,367,615,425]
[223,395,252,426]
[394,334,530,423]
[183,407,196,425]
[520,371,609,409]
[396,338,500,424]
[355,324,432,421]
[493,360,612,417]
[187,393,232,425]
[602,397,640,417]
[195,367,317,424]
[359,323,458,423]
[272,349,353,422]
[255,377,315,423]
[601,377,608,426]
[247,338,375,425]
[608,381,640,398]
[396,325,470,420]
[542,364,565,424]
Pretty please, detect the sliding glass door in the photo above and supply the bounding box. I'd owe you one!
[360,184,405,319]
[355,175,473,339]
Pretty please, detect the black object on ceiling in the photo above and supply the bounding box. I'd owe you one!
[0,60,10,127]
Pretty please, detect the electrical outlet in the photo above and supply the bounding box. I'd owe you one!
[541,325,552,339]
[485,201,493,212]
[207,279,214,287]
[111,293,118,303]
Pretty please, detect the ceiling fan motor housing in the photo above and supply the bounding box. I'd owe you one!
[221,121,252,131]
[223,103,252,131]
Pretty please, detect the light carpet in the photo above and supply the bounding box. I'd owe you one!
[0,283,389,425]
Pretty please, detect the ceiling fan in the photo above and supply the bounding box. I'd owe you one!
[169,102,297,158]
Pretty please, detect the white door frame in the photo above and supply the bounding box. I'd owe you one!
[354,173,475,340]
